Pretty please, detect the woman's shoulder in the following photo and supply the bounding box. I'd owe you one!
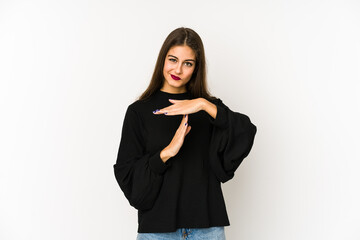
[126,95,155,114]
[127,99,147,112]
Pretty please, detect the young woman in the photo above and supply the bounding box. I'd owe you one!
[113,27,257,240]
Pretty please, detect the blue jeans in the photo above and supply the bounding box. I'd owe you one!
[136,226,226,240]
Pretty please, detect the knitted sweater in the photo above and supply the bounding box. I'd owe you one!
[113,89,257,233]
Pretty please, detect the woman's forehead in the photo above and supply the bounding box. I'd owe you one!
[167,45,196,60]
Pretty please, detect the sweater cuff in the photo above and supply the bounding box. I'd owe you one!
[148,150,169,175]
[209,104,228,129]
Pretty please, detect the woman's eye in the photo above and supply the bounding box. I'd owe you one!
[184,62,193,67]
[169,58,177,62]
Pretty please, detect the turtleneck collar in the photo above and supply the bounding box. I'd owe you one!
[156,89,190,99]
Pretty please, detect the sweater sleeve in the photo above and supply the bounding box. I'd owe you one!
[113,105,169,210]
[208,98,257,183]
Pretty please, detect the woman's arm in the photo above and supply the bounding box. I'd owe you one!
[114,105,169,210]
[153,97,256,183]
[208,98,257,183]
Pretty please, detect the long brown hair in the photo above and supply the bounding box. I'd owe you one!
[138,27,215,101]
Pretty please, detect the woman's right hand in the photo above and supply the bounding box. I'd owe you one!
[160,114,191,163]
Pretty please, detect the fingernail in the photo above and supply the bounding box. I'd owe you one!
[169,99,173,100]
[185,114,187,118]
[164,112,167,115]
[153,109,159,113]
[185,122,187,126]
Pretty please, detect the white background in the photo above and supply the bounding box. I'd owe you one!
[1,0,359,239]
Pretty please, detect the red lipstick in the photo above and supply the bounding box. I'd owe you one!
[171,74,181,80]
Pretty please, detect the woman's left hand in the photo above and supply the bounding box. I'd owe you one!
[153,98,204,116]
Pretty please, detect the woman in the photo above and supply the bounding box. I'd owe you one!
[113,27,257,240]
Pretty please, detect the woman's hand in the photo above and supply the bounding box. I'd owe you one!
[160,114,191,162]
[153,98,204,116]
[153,97,218,119]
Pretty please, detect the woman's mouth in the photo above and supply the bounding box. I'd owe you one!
[170,74,181,80]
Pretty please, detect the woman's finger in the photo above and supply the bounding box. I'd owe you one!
[185,125,191,136]
[168,99,182,103]
[179,115,188,134]
[153,106,175,115]
[181,114,188,127]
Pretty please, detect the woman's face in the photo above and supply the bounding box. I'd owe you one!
[161,45,196,93]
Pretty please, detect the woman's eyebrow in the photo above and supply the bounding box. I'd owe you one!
[168,55,196,62]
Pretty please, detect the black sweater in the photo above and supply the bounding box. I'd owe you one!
[113,89,257,233]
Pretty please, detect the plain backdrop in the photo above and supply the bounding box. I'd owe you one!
[1,0,359,239]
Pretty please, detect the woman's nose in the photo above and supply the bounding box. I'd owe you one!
[175,63,182,74]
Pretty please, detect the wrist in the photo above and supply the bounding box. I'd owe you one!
[200,98,217,119]
[198,98,207,111]
[160,147,173,163]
